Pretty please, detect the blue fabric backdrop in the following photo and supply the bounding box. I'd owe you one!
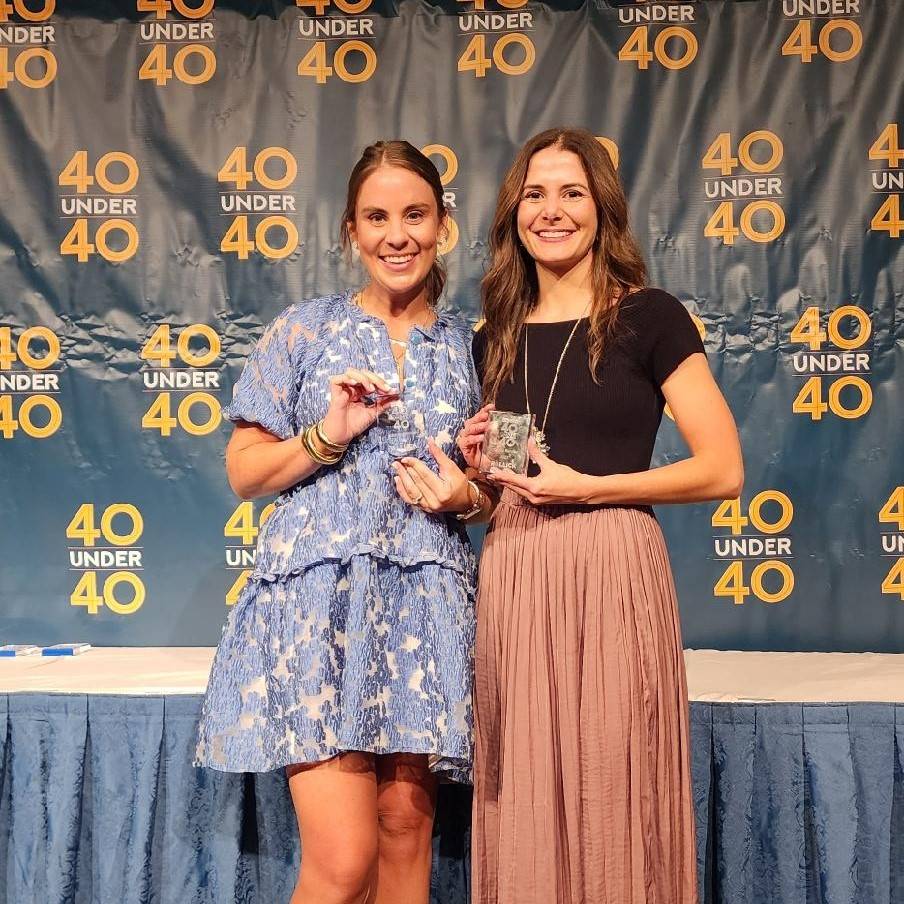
[2,0,903,653]
[2,693,902,903]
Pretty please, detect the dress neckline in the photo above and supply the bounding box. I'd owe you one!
[343,289,444,341]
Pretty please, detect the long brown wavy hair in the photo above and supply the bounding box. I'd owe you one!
[480,127,647,401]
[340,140,449,307]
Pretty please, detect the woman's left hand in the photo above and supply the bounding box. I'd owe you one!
[393,439,472,513]
[488,439,591,505]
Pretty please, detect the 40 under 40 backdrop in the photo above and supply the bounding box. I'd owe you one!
[0,0,901,650]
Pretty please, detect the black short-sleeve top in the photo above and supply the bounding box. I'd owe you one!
[472,288,704,477]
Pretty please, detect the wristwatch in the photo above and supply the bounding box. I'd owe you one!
[456,479,485,522]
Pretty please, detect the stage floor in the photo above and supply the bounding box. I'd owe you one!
[1,647,903,702]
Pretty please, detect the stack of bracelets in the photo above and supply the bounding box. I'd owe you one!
[301,421,348,466]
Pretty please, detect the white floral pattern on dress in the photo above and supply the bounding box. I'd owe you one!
[195,292,479,780]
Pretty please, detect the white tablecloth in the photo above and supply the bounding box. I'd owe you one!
[2,647,903,702]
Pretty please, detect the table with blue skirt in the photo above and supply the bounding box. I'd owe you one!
[2,648,903,904]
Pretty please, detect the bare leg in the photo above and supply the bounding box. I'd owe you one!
[374,753,438,904]
[287,753,379,904]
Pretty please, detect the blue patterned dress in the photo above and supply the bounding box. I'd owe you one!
[195,291,479,780]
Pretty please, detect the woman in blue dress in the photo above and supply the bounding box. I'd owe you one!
[195,141,491,904]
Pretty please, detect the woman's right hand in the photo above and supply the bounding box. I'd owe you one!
[456,403,493,469]
[321,368,399,446]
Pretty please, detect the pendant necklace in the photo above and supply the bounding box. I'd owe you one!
[523,303,590,455]
[353,290,434,386]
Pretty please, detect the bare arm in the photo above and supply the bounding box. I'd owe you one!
[225,366,397,500]
[226,422,319,500]
[490,353,744,506]
[582,353,743,504]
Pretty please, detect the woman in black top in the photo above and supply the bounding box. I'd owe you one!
[396,127,742,903]
[471,286,708,483]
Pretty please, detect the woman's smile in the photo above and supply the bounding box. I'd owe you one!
[379,250,419,271]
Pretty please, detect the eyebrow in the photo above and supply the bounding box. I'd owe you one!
[522,182,589,191]
[360,203,432,215]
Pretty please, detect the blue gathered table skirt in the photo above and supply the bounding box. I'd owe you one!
[1,694,902,903]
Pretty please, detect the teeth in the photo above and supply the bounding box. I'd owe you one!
[538,231,571,238]
[384,254,414,263]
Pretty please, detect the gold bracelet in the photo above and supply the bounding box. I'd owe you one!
[302,424,343,465]
[315,420,348,454]
[304,427,341,465]
[309,425,344,463]
[300,427,322,464]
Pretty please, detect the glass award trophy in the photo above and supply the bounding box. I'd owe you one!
[379,399,419,460]
[478,410,534,475]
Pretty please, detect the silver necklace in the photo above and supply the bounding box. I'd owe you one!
[353,290,434,382]
[523,306,589,454]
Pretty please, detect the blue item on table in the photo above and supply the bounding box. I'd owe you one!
[41,643,92,656]
[0,644,41,657]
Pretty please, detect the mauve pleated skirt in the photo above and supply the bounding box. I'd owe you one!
[472,492,698,904]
